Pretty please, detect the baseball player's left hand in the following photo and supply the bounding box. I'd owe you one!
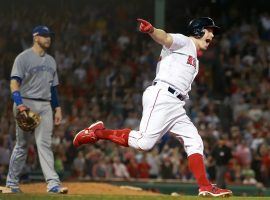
[137,18,154,33]
[16,107,41,132]
[54,107,62,125]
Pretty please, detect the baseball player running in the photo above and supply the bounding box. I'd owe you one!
[73,17,232,197]
[3,26,67,194]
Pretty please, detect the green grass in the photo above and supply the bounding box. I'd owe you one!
[0,194,269,200]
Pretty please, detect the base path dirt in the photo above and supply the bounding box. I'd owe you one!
[20,182,160,195]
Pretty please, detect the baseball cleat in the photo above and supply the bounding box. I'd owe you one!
[73,121,105,147]
[198,185,232,197]
[47,186,68,194]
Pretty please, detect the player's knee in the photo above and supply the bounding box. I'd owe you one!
[186,137,204,156]
[195,137,204,152]
[138,140,156,151]
[138,145,153,151]
[36,140,51,148]
[16,140,27,149]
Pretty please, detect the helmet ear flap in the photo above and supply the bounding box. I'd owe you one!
[198,29,205,38]
[192,28,205,38]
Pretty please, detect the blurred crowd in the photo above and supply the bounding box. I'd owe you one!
[0,0,270,189]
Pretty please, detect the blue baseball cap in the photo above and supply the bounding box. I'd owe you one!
[32,25,54,37]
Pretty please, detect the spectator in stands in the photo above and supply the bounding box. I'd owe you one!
[137,155,150,179]
[92,158,109,179]
[211,136,232,188]
[160,156,174,179]
[72,151,85,179]
[112,156,130,179]
[126,157,138,178]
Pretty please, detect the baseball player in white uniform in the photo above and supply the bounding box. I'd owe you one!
[73,17,232,197]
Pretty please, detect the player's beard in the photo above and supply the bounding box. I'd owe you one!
[37,40,51,50]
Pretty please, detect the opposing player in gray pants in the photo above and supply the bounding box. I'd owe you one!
[4,25,67,194]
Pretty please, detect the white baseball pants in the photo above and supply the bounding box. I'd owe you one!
[128,82,204,156]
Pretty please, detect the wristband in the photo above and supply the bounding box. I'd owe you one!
[12,91,23,106]
[51,86,59,109]
[148,27,154,34]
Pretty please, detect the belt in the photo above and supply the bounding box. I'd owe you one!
[22,97,50,102]
[153,82,185,101]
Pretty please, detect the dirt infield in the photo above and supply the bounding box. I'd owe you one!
[20,182,160,195]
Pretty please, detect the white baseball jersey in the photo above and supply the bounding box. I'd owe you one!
[128,33,204,156]
[154,34,199,97]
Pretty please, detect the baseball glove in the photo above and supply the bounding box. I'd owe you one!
[16,107,41,132]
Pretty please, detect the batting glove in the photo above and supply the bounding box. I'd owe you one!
[137,18,154,34]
